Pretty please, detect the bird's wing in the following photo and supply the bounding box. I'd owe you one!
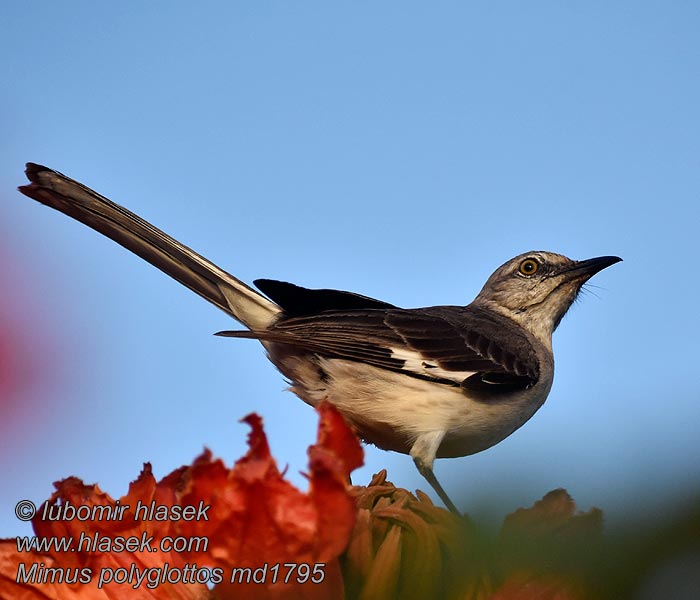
[254,278,397,316]
[218,305,539,389]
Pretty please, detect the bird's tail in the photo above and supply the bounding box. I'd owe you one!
[18,163,279,330]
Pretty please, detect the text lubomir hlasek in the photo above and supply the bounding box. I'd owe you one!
[40,500,210,522]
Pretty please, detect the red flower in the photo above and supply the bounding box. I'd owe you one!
[0,403,363,600]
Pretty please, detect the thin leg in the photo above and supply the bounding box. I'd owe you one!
[414,457,460,515]
[410,431,461,516]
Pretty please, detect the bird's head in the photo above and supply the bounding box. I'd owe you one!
[473,251,622,346]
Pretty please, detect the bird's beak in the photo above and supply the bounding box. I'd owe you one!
[564,255,623,280]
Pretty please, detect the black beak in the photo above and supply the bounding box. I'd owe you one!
[565,255,622,279]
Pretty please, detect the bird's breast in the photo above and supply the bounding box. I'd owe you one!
[272,350,554,459]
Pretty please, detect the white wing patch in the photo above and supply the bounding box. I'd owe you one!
[389,347,476,384]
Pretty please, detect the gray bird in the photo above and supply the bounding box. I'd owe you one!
[19,163,621,514]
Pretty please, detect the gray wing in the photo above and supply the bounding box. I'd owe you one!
[218,305,539,390]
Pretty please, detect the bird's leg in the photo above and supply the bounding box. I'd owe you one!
[410,431,460,515]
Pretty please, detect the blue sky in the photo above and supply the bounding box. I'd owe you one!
[2,2,699,537]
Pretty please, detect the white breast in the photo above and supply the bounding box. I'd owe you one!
[278,355,553,459]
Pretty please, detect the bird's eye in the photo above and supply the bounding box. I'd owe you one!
[518,258,539,276]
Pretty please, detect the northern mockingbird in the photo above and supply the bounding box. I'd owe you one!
[19,163,621,514]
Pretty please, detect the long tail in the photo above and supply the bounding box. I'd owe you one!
[18,163,279,330]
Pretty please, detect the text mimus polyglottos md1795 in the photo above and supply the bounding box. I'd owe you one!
[19,163,621,514]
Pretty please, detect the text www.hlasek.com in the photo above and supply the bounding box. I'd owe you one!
[16,533,212,589]
[16,531,208,554]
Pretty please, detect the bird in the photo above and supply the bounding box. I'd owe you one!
[18,163,621,514]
